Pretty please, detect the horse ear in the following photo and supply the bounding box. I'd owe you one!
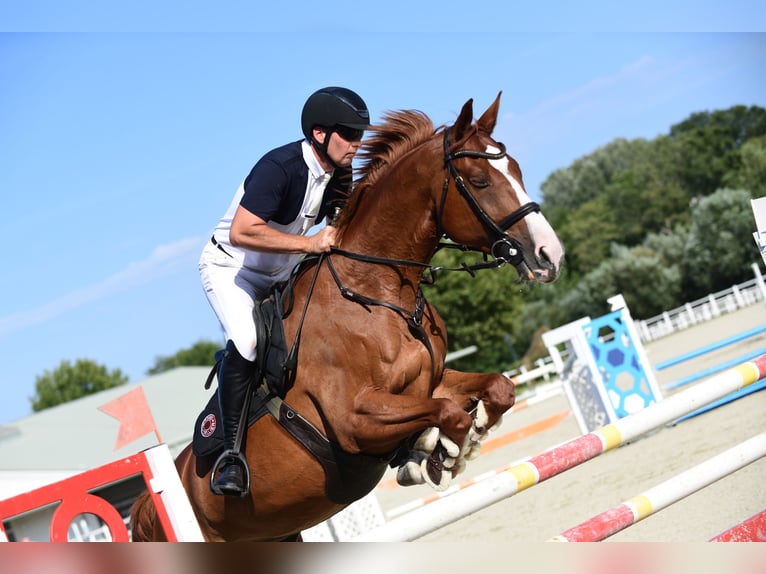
[476,91,502,135]
[452,98,474,140]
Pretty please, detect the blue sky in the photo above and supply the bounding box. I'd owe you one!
[1,3,765,424]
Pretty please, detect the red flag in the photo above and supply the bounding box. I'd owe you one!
[98,386,162,450]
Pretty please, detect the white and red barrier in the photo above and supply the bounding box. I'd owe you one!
[710,508,766,542]
[0,444,203,542]
[352,354,766,542]
[550,432,766,541]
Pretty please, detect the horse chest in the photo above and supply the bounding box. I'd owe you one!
[381,339,440,393]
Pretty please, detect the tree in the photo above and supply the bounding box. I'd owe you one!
[682,188,761,299]
[555,196,620,275]
[541,138,640,220]
[723,135,766,197]
[669,106,766,197]
[423,248,529,373]
[553,243,682,322]
[147,340,221,375]
[31,359,128,412]
[603,137,690,242]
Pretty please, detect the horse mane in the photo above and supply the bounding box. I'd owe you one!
[334,109,438,235]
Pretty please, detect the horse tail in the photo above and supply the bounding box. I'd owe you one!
[129,491,160,542]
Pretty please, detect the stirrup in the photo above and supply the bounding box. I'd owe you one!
[210,449,251,498]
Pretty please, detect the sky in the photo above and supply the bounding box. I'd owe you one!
[1,3,765,425]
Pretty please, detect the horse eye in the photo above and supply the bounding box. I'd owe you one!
[469,177,490,188]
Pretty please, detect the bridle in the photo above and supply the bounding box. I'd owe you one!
[288,127,543,384]
[439,127,541,266]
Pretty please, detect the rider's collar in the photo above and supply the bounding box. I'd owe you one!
[302,139,333,179]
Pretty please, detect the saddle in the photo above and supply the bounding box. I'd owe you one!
[192,263,396,504]
[192,291,289,458]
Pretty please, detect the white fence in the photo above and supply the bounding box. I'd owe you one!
[636,263,766,343]
[504,262,766,390]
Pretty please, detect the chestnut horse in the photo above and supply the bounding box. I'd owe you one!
[131,93,564,541]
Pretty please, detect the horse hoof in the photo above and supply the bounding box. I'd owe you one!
[489,413,504,433]
[396,460,426,486]
[463,443,482,460]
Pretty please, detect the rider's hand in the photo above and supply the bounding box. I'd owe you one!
[307,226,337,254]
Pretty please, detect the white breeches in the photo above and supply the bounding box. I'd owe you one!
[198,240,274,362]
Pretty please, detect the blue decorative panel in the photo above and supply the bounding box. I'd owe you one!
[583,310,660,418]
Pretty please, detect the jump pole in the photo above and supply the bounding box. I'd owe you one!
[710,508,766,542]
[351,354,766,542]
[664,347,766,391]
[550,432,766,542]
[655,324,766,371]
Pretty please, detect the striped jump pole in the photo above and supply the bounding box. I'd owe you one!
[664,348,766,391]
[655,324,766,371]
[351,354,766,542]
[550,432,766,542]
[710,508,766,542]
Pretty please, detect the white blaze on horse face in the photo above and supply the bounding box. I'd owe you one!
[486,145,565,275]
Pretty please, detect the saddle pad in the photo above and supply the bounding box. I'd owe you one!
[191,386,397,505]
[191,390,269,458]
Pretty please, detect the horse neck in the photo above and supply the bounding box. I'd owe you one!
[336,145,442,294]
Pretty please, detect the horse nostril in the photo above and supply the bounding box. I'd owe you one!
[538,246,554,269]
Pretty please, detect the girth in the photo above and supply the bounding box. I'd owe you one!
[193,378,394,505]
[254,383,395,504]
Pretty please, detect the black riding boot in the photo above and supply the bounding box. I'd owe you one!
[212,339,256,497]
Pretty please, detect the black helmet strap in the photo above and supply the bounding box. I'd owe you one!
[310,126,343,170]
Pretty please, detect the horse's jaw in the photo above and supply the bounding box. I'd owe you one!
[514,249,565,284]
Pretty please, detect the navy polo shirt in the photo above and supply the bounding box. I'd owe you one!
[240,140,350,224]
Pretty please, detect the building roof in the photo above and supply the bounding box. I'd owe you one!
[0,367,214,473]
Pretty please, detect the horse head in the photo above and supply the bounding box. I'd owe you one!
[438,93,564,283]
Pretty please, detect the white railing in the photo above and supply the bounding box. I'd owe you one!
[447,265,766,393]
[504,357,558,384]
[636,263,766,343]
[502,263,766,389]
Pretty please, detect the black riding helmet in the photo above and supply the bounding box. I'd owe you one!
[301,87,370,165]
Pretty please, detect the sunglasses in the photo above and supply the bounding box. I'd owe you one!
[332,125,365,142]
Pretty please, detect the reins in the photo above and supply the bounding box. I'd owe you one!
[282,126,542,385]
[329,244,504,283]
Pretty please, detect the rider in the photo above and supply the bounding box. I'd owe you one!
[199,87,370,496]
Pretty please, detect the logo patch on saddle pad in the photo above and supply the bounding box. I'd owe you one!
[192,390,271,458]
[200,413,217,438]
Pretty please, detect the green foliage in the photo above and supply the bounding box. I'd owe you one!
[559,244,683,320]
[31,359,128,412]
[543,138,641,223]
[669,106,766,195]
[147,340,221,375]
[423,248,530,372]
[681,188,761,299]
[554,196,620,274]
[723,135,766,197]
[603,136,690,240]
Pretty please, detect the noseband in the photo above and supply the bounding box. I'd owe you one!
[440,128,540,266]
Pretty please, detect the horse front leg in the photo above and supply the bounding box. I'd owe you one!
[340,387,474,456]
[397,369,516,490]
[434,368,516,435]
